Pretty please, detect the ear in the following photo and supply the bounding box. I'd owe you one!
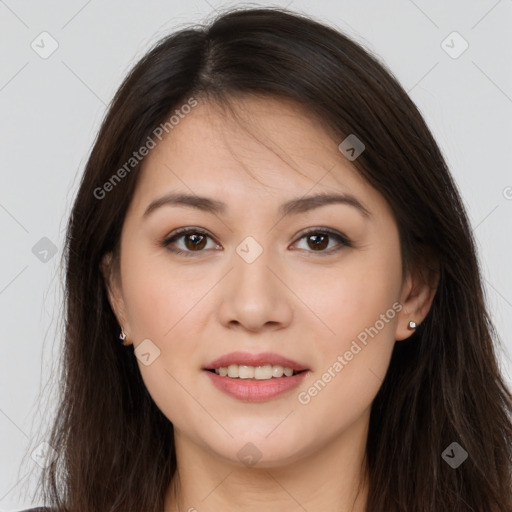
[395,249,439,341]
[100,252,131,338]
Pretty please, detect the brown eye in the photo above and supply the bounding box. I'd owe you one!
[162,228,221,257]
[183,233,207,251]
[306,233,329,251]
[293,228,352,255]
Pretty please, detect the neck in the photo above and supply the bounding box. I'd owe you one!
[164,410,370,512]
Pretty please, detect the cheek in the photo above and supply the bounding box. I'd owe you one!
[121,246,208,340]
[295,248,401,409]
[295,249,402,344]
[121,254,208,426]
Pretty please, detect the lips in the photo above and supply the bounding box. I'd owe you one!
[203,351,309,372]
[205,369,308,402]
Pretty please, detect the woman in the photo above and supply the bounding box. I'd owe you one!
[22,5,512,512]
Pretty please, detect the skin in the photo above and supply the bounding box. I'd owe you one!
[101,95,438,512]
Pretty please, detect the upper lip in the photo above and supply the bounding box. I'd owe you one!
[204,351,309,371]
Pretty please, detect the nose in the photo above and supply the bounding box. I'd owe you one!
[216,244,294,333]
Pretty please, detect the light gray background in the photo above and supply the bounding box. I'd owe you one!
[1,0,511,510]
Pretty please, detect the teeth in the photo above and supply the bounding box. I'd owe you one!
[213,364,299,380]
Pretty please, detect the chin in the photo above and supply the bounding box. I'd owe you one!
[201,427,311,467]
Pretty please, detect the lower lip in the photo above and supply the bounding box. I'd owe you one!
[204,370,308,402]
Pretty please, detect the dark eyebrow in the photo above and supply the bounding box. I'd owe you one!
[143,193,227,218]
[279,192,371,218]
[142,192,371,219]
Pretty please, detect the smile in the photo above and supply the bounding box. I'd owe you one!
[209,364,302,379]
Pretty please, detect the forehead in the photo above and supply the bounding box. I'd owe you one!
[128,95,384,216]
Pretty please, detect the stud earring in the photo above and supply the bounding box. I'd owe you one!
[119,329,131,346]
[408,321,417,329]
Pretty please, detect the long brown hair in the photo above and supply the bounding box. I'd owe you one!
[26,6,512,511]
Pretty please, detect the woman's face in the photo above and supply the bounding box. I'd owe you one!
[103,95,421,468]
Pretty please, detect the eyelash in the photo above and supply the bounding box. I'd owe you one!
[161,227,353,257]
